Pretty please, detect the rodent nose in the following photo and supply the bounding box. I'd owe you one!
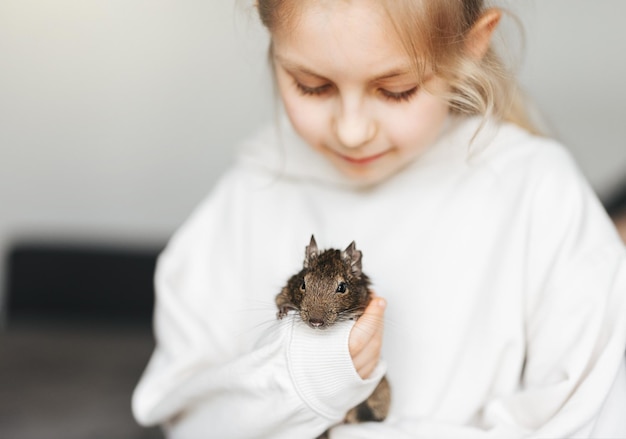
[308,318,325,328]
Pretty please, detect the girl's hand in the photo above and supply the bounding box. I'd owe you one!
[349,295,386,379]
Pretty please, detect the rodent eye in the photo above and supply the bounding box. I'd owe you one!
[300,281,306,291]
[336,282,347,294]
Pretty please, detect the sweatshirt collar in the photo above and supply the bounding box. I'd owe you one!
[236,113,499,189]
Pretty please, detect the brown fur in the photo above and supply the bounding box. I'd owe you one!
[275,236,391,436]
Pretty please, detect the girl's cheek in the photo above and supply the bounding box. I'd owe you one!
[284,97,328,135]
[282,100,323,146]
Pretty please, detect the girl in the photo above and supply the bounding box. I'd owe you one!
[132,0,626,437]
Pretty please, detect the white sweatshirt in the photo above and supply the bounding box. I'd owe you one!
[132,116,626,439]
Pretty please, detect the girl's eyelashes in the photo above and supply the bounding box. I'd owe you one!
[294,80,333,96]
[293,79,419,103]
[379,86,419,102]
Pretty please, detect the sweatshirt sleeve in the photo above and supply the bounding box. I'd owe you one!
[131,170,385,438]
[325,258,626,439]
[327,145,626,439]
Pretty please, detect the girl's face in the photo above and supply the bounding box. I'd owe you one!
[272,0,451,185]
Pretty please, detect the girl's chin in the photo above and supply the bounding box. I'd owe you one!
[328,157,396,186]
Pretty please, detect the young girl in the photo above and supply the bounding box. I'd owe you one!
[132,0,626,437]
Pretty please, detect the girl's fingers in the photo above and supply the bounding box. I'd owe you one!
[351,336,383,378]
[350,297,386,353]
[349,296,386,378]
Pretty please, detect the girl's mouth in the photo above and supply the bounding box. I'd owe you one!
[336,150,390,165]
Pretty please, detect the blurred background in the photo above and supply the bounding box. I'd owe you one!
[0,1,625,438]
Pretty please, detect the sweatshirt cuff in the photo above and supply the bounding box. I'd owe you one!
[286,315,387,421]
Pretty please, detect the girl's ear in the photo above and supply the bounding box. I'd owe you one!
[466,8,502,59]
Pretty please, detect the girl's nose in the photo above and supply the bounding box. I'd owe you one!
[334,105,377,149]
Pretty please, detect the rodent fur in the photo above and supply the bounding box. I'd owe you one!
[275,235,391,436]
[276,235,372,328]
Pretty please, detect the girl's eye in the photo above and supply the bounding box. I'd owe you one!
[379,86,419,102]
[300,281,306,291]
[294,81,332,97]
[336,282,347,294]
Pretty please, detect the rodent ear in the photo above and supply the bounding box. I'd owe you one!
[342,241,362,277]
[304,235,318,268]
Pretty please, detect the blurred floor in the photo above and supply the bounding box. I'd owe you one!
[0,322,163,439]
[0,213,623,439]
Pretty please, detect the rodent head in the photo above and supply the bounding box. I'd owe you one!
[297,235,371,329]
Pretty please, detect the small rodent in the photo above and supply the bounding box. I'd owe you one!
[275,235,391,437]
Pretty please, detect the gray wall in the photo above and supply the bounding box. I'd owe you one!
[513,1,626,195]
[1,1,625,313]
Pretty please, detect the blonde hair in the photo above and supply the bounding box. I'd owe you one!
[257,0,541,136]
